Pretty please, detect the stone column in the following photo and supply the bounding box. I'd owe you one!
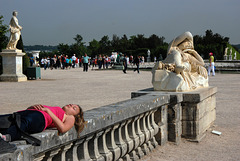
[0,49,27,82]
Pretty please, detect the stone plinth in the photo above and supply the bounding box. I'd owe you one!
[0,49,27,82]
[224,55,228,60]
[131,86,217,142]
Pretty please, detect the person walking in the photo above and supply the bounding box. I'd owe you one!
[122,54,128,74]
[72,54,76,68]
[208,52,215,76]
[82,53,90,72]
[133,56,140,73]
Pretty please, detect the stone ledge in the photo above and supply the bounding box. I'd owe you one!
[0,94,169,160]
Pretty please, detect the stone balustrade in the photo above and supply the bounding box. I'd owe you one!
[0,87,217,161]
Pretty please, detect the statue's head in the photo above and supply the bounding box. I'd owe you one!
[12,11,18,16]
[167,31,194,54]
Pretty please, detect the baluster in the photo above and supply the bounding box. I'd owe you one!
[128,117,140,160]
[106,124,121,161]
[98,128,113,161]
[52,143,72,161]
[121,119,134,154]
[33,153,45,161]
[150,110,159,148]
[45,148,61,161]
[77,136,93,161]
[134,114,144,158]
[115,121,128,158]
[89,132,105,161]
[140,113,150,155]
[145,112,154,151]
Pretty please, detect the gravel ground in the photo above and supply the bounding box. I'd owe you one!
[0,67,239,160]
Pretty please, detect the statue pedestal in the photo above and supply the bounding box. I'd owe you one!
[0,49,27,82]
[224,55,228,60]
[228,55,232,61]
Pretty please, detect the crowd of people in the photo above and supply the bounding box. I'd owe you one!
[30,53,146,73]
[37,54,116,71]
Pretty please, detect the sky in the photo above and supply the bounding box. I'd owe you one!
[0,0,239,46]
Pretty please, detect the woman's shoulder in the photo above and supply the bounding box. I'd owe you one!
[63,114,75,123]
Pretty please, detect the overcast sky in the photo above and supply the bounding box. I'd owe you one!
[1,0,239,46]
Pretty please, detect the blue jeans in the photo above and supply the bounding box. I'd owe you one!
[0,110,45,141]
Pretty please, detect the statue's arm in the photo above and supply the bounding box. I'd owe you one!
[186,49,204,66]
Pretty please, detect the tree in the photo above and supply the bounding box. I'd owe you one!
[74,34,85,46]
[88,39,100,56]
[194,30,229,60]
[111,34,120,51]
[0,15,8,51]
[16,35,29,74]
[147,34,165,49]
[99,35,111,54]
[72,34,87,57]
[58,43,70,55]
[0,15,9,74]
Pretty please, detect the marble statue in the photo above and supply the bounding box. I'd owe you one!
[224,47,228,56]
[152,31,208,91]
[6,11,22,50]
[234,52,237,60]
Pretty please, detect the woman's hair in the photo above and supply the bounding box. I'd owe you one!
[74,105,86,137]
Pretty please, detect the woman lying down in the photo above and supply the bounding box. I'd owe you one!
[0,104,85,154]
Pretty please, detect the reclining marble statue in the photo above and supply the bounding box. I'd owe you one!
[152,31,208,91]
[6,11,22,50]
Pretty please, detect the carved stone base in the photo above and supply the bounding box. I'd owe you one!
[0,49,27,82]
[0,74,27,82]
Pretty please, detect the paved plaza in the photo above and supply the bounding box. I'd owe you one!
[0,67,240,160]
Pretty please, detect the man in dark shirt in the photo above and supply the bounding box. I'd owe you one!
[133,56,140,73]
[122,54,128,74]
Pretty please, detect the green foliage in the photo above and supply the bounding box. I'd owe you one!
[226,44,240,60]
[88,39,100,57]
[194,30,229,60]
[17,35,30,74]
[0,15,9,74]
[0,15,8,51]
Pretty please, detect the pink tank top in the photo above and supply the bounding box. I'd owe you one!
[28,105,65,130]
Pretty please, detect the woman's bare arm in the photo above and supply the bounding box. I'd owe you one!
[42,107,75,133]
[28,105,75,133]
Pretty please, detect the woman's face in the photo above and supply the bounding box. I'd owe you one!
[63,104,80,116]
[178,40,193,50]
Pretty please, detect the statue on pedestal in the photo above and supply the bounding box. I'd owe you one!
[229,48,232,60]
[224,47,228,56]
[0,11,27,82]
[147,49,151,62]
[234,52,237,60]
[6,11,22,50]
[152,31,208,91]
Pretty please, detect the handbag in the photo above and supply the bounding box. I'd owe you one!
[0,113,41,146]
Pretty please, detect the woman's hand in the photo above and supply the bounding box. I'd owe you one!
[28,104,46,111]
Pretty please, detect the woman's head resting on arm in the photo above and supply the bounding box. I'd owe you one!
[62,104,86,137]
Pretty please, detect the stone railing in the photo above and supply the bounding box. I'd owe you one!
[0,87,217,161]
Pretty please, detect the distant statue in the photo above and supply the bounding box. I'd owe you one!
[6,11,22,50]
[234,52,237,60]
[224,47,228,56]
[152,31,208,91]
[230,48,232,55]
[147,50,150,57]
